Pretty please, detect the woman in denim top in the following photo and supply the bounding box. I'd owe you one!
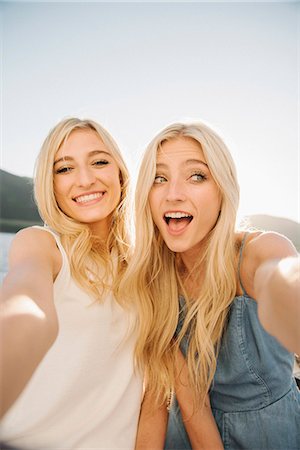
[165,233,300,450]
[129,121,299,450]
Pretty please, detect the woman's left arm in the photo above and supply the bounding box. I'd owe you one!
[174,349,224,450]
[252,233,300,354]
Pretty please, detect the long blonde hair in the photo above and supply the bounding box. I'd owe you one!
[34,117,130,302]
[120,121,240,402]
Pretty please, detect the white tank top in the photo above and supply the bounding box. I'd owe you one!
[0,227,143,449]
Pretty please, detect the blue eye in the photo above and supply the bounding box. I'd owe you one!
[154,175,167,184]
[190,172,206,182]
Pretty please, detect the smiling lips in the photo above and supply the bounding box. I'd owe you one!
[73,191,105,204]
[164,211,193,234]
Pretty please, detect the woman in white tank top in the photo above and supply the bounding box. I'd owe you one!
[0,118,143,449]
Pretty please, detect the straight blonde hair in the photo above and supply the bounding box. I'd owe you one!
[120,121,240,403]
[34,118,130,303]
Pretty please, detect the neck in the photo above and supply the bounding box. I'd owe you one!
[176,237,210,298]
[177,255,205,300]
[179,238,208,274]
[88,218,110,240]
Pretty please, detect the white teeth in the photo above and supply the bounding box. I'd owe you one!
[164,212,192,219]
[74,192,103,203]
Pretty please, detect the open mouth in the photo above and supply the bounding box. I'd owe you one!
[164,212,193,226]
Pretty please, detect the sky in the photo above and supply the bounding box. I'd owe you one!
[0,1,299,223]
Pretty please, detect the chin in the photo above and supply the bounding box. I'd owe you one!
[163,240,190,254]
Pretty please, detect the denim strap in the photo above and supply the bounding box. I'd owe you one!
[238,232,249,296]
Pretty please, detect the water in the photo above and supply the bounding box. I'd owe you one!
[0,232,15,282]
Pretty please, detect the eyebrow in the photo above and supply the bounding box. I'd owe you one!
[156,159,208,169]
[53,150,111,166]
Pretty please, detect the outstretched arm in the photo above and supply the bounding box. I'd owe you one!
[254,254,300,354]
[135,387,168,450]
[0,228,59,417]
[175,349,224,450]
[242,231,299,355]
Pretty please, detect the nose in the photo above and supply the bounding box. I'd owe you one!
[76,166,96,188]
[166,179,186,202]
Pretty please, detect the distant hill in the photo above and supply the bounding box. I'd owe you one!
[0,170,299,251]
[0,169,42,232]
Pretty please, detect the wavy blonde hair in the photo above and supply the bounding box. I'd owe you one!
[34,117,130,303]
[120,121,240,403]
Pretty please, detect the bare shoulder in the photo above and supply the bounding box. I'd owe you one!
[10,227,57,257]
[8,227,62,277]
[245,231,297,265]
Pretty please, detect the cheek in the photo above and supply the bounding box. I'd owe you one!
[53,179,70,211]
[201,185,221,209]
[53,176,67,195]
[149,201,162,230]
[53,181,62,201]
[53,191,67,212]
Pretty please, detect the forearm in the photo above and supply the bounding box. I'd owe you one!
[135,390,168,450]
[255,256,300,354]
[176,392,223,450]
[175,348,223,450]
[0,230,60,417]
[0,294,58,417]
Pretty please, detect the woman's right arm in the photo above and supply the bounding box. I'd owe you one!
[0,228,59,418]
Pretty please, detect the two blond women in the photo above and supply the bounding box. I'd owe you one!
[1,118,299,449]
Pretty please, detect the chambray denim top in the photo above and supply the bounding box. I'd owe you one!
[165,235,300,450]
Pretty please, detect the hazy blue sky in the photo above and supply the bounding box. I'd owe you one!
[1,1,299,222]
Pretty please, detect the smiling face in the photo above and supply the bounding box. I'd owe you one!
[149,136,222,263]
[53,128,121,238]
